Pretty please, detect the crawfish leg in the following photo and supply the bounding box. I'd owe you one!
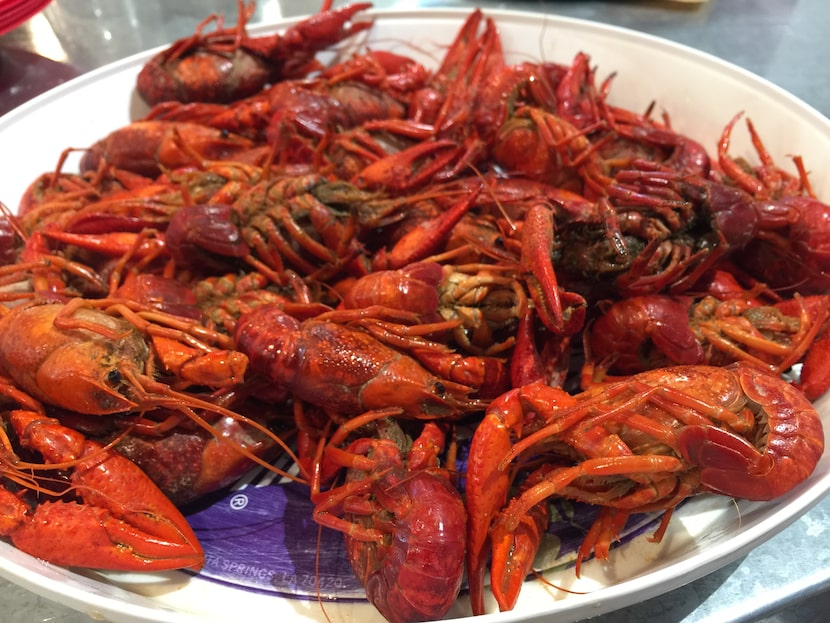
[488,454,685,607]
[574,507,631,576]
[798,331,830,401]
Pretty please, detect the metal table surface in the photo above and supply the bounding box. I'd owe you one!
[1,0,829,622]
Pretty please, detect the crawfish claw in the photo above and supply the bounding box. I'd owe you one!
[1,411,205,572]
[6,497,204,571]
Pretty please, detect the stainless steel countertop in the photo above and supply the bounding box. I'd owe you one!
[1,1,830,622]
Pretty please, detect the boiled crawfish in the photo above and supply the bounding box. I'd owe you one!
[136,1,374,106]
[0,372,205,571]
[604,123,830,297]
[583,291,830,393]
[312,415,466,623]
[338,260,527,356]
[0,296,301,504]
[465,363,824,613]
[233,302,487,421]
[79,120,261,179]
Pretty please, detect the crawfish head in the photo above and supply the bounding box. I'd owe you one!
[0,303,148,414]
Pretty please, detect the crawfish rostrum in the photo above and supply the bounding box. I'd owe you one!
[0,2,828,622]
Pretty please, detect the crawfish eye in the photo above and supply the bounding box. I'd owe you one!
[433,380,446,395]
[106,369,122,386]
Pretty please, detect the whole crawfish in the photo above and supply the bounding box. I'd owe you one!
[338,260,527,357]
[717,113,830,294]
[465,362,824,613]
[0,296,302,502]
[603,116,830,297]
[162,173,407,285]
[79,120,262,179]
[233,302,486,421]
[312,414,466,623]
[0,300,247,411]
[583,291,830,396]
[145,48,423,151]
[136,1,374,106]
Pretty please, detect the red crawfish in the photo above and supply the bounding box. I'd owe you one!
[16,152,153,231]
[158,174,372,285]
[111,272,300,504]
[338,260,527,357]
[311,414,466,623]
[583,293,830,395]
[465,363,824,613]
[233,303,488,421]
[79,119,263,179]
[136,1,374,106]
[145,48,424,150]
[0,397,204,571]
[0,299,301,486]
[608,117,830,296]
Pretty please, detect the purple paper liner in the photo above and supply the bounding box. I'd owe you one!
[186,472,669,602]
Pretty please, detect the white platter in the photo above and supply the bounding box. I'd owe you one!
[1,7,830,623]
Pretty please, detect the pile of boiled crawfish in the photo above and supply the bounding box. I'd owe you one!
[0,2,828,622]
